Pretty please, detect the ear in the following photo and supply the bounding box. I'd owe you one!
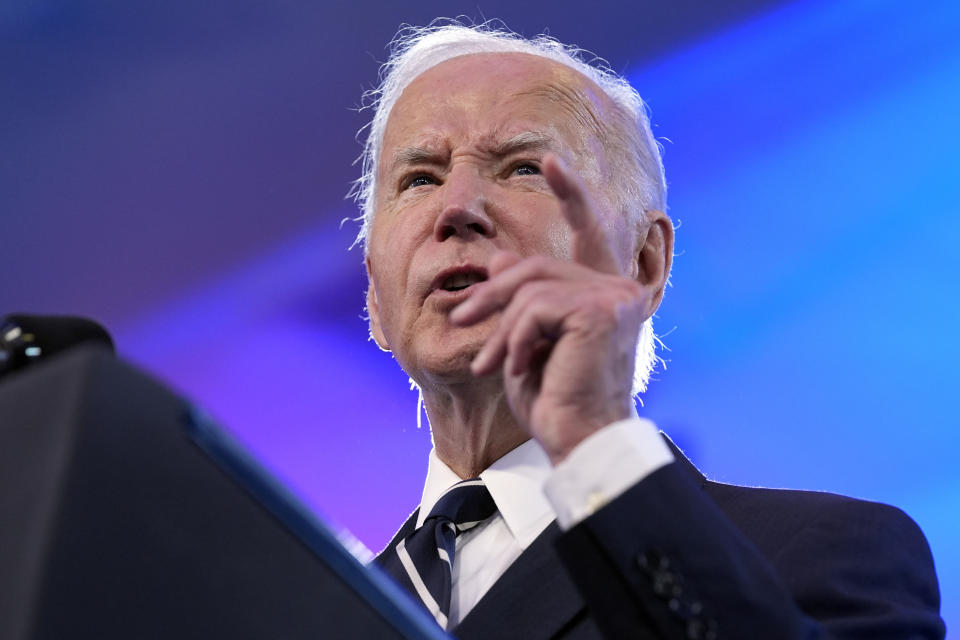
[633,210,674,318]
[365,257,391,352]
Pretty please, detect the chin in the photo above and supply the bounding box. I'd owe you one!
[411,334,487,386]
[400,315,498,386]
[419,348,480,384]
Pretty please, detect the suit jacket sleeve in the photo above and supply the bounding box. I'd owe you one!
[553,461,944,639]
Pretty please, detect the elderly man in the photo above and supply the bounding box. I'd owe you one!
[357,23,943,639]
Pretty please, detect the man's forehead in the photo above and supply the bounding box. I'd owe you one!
[380,53,612,158]
[515,79,608,144]
[404,53,604,112]
[407,51,585,91]
[391,128,560,160]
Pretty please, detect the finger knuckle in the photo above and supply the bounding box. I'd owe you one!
[514,280,550,304]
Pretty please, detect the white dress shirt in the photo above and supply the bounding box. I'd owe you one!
[415,415,674,627]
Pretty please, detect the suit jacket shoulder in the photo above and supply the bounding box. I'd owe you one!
[555,441,944,639]
[375,439,944,639]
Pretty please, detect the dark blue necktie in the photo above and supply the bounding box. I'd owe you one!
[380,478,497,629]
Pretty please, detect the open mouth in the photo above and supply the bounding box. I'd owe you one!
[433,267,488,294]
[441,272,486,292]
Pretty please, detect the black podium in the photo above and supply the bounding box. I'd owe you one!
[0,347,446,640]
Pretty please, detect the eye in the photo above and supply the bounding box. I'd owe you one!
[512,163,540,177]
[404,174,438,190]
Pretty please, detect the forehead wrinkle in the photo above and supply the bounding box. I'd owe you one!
[478,129,560,157]
[516,81,608,144]
[393,130,560,173]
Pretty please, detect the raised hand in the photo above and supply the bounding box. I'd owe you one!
[449,154,671,465]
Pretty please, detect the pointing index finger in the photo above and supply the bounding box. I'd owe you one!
[543,153,621,275]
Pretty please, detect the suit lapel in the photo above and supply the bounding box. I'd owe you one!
[375,511,585,639]
[453,522,586,640]
[454,432,705,639]
[374,507,419,562]
[375,431,705,639]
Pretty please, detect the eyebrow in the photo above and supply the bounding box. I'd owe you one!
[389,131,557,173]
[487,131,556,157]
[390,146,446,172]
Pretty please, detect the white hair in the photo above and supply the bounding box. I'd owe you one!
[353,19,668,395]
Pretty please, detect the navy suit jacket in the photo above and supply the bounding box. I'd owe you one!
[376,437,944,639]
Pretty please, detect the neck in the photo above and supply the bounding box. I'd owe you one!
[422,377,529,478]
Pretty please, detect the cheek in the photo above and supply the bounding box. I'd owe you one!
[368,230,422,330]
[368,246,402,319]
[543,222,574,260]
[371,257,404,307]
[516,213,574,261]
[501,194,575,260]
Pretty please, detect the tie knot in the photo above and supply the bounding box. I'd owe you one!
[425,478,497,533]
[378,478,499,629]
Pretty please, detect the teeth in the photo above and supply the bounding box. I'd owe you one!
[443,272,484,290]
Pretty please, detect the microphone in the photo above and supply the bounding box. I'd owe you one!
[0,313,115,380]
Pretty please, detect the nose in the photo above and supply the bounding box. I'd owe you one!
[433,166,494,241]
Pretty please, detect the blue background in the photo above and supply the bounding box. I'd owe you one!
[2,0,957,631]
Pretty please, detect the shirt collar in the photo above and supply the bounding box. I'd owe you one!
[417,439,556,549]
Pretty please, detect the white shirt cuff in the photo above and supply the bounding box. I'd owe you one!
[542,417,675,530]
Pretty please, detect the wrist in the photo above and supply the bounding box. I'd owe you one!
[539,405,633,466]
[543,416,674,529]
